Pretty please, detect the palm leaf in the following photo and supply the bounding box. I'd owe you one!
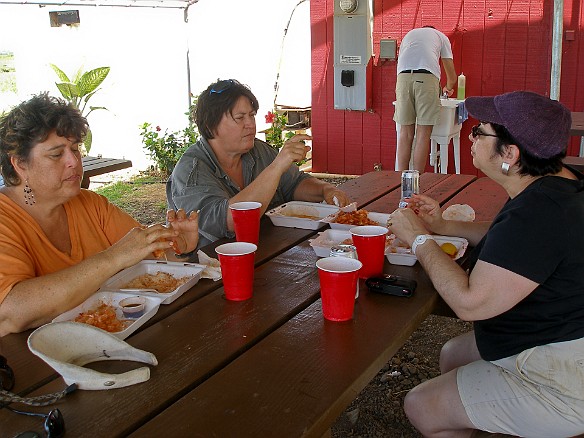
[82,89,99,104]
[55,83,79,102]
[83,128,92,154]
[78,67,110,96]
[49,64,70,82]
[72,65,84,83]
[85,106,109,118]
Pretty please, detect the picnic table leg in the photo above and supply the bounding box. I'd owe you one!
[81,175,90,189]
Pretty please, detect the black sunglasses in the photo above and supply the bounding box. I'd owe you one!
[209,79,236,95]
[471,124,500,139]
[5,407,65,438]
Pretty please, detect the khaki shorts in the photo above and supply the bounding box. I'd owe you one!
[393,72,440,126]
[457,337,584,437]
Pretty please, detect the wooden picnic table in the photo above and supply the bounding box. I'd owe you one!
[0,171,509,438]
[0,156,132,189]
[80,156,133,188]
[564,155,584,173]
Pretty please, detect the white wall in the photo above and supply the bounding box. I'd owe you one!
[0,0,311,171]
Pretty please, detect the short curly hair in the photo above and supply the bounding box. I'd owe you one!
[194,79,259,140]
[0,92,88,186]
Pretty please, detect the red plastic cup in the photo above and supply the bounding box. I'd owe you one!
[350,225,388,279]
[316,257,362,321]
[229,202,262,245]
[215,242,257,301]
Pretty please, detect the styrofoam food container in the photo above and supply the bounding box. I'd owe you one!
[309,229,393,258]
[99,260,204,304]
[266,201,339,230]
[385,235,469,266]
[52,291,164,340]
[309,229,353,257]
[324,211,391,231]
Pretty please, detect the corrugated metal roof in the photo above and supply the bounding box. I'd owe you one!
[0,0,197,9]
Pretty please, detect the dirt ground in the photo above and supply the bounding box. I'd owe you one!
[104,174,473,437]
[331,314,472,437]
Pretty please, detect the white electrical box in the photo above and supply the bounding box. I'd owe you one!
[333,0,372,110]
[379,39,397,60]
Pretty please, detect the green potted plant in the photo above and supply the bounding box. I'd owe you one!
[140,97,200,176]
[49,64,110,154]
[264,109,294,150]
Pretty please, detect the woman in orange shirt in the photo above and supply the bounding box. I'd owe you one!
[0,93,199,336]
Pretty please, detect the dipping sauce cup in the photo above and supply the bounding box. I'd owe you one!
[119,296,146,318]
[229,202,262,245]
[350,225,388,279]
[215,242,257,301]
[316,257,362,321]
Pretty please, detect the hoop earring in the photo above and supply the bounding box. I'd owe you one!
[24,179,35,205]
[501,162,510,176]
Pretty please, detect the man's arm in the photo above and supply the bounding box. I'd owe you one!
[441,58,457,95]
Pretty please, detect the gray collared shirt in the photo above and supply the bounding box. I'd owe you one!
[166,137,310,248]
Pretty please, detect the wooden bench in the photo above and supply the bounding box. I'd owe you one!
[80,155,133,188]
[0,156,132,189]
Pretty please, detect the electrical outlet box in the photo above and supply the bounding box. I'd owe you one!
[379,39,396,60]
[565,30,575,41]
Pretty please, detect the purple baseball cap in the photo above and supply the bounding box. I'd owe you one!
[465,91,571,159]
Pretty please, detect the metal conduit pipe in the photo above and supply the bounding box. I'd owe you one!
[550,0,563,100]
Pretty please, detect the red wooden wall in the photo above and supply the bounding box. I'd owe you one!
[310,0,584,176]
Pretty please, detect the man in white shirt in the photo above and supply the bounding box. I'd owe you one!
[394,26,457,172]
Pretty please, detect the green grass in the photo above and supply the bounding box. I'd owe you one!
[95,180,134,203]
[94,172,168,225]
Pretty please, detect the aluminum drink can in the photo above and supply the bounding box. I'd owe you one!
[329,244,360,298]
[399,170,420,208]
[329,244,357,259]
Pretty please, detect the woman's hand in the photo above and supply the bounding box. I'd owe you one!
[108,224,177,267]
[388,207,430,247]
[323,185,351,207]
[273,134,311,171]
[166,209,199,255]
[405,194,445,234]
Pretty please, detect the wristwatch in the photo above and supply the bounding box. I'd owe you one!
[411,234,435,256]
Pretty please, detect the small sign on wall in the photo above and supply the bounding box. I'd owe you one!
[49,10,80,27]
[340,55,362,64]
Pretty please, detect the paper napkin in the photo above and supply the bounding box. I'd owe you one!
[197,250,222,281]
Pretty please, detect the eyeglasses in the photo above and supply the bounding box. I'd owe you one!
[5,407,65,438]
[471,124,500,139]
[209,79,235,95]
